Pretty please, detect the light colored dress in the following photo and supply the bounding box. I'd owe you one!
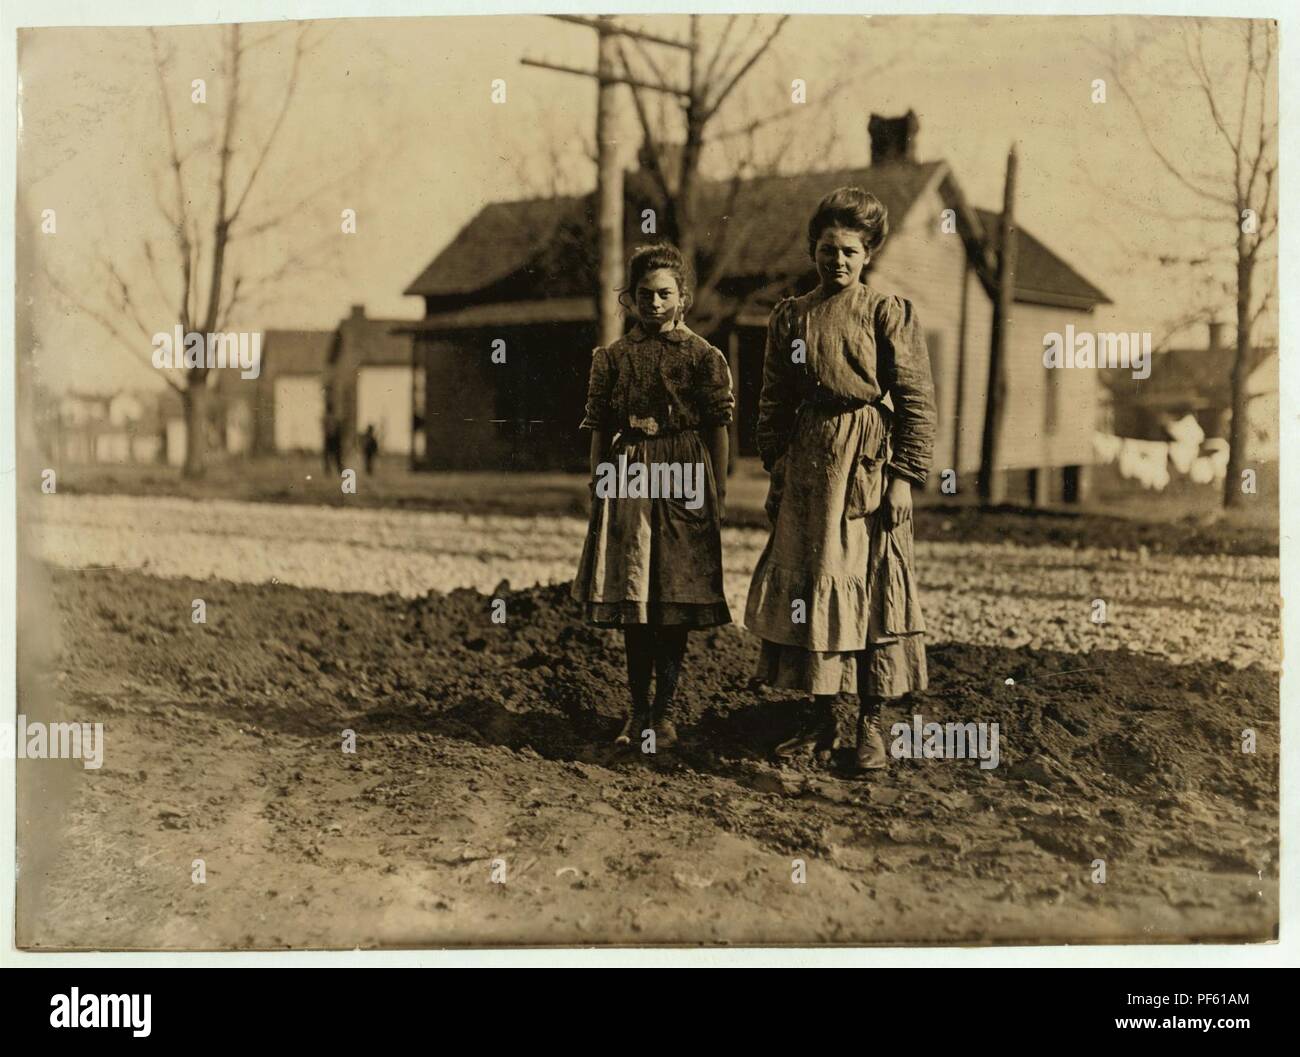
[744,282,936,696]
[572,321,734,628]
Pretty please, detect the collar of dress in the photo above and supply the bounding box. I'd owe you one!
[808,281,870,306]
[626,321,692,344]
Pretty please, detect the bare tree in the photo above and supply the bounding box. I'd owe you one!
[42,22,366,478]
[1109,19,1278,509]
[618,15,786,324]
[619,15,880,335]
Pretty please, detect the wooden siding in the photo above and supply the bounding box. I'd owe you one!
[874,184,1100,481]
[418,322,592,471]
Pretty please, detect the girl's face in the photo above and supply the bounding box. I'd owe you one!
[814,226,870,291]
[634,268,684,331]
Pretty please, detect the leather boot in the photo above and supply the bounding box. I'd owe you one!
[655,712,680,749]
[855,700,888,772]
[775,698,840,760]
[615,704,651,747]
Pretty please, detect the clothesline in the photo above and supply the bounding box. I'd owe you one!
[1093,415,1229,491]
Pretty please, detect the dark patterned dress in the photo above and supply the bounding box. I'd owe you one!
[744,282,937,696]
[572,321,734,627]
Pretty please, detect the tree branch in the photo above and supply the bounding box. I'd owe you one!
[619,42,674,205]
[226,23,312,227]
[198,23,241,340]
[43,263,185,395]
[702,15,789,123]
[700,16,739,91]
[1109,51,1237,208]
[149,27,194,331]
[1185,24,1241,166]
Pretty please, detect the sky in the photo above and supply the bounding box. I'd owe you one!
[16,13,1278,394]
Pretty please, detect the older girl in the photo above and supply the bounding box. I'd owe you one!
[572,242,734,748]
[744,187,936,772]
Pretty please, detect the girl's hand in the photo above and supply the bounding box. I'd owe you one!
[716,492,727,525]
[885,476,913,529]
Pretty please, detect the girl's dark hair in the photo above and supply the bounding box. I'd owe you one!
[807,186,890,263]
[617,241,694,317]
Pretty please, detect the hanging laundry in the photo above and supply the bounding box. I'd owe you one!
[1117,438,1171,490]
[1093,432,1123,465]
[1166,414,1204,475]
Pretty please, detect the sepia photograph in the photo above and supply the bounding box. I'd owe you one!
[7,5,1283,954]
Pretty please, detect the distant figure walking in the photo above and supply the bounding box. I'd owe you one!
[322,405,343,476]
[361,424,379,475]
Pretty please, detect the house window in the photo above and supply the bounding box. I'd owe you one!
[1045,356,1060,434]
[412,365,426,426]
[411,361,427,461]
[925,330,945,423]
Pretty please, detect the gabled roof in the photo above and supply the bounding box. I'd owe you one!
[343,316,412,367]
[261,329,334,376]
[973,208,1111,310]
[405,196,578,298]
[404,163,944,300]
[405,158,1109,313]
[697,160,947,282]
[1105,343,1278,412]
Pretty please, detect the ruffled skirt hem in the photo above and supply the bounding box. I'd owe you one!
[756,635,927,697]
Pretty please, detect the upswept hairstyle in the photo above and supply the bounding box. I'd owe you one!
[806,186,890,265]
[617,241,695,318]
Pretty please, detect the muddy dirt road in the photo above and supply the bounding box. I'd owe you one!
[20,495,1279,947]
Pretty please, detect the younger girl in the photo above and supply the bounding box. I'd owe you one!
[572,242,734,747]
[744,187,936,772]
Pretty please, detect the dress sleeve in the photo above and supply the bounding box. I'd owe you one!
[876,295,936,487]
[695,344,735,427]
[755,299,800,471]
[579,346,614,431]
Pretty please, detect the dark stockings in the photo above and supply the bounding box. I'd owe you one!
[813,694,838,724]
[622,627,654,716]
[859,694,885,720]
[622,626,690,718]
[652,627,689,716]
[809,693,886,742]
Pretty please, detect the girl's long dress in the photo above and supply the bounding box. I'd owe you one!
[744,282,937,696]
[571,321,734,628]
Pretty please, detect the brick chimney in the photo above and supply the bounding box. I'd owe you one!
[350,304,366,320]
[1208,320,1224,351]
[869,110,919,165]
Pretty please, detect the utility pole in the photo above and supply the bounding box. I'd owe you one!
[594,21,622,347]
[979,144,1018,506]
[523,16,691,347]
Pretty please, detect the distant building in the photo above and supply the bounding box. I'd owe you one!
[206,312,416,459]
[49,389,171,466]
[1103,321,1279,460]
[156,387,187,467]
[54,391,110,463]
[329,305,420,457]
[49,311,417,467]
[402,110,1111,498]
[213,329,334,454]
